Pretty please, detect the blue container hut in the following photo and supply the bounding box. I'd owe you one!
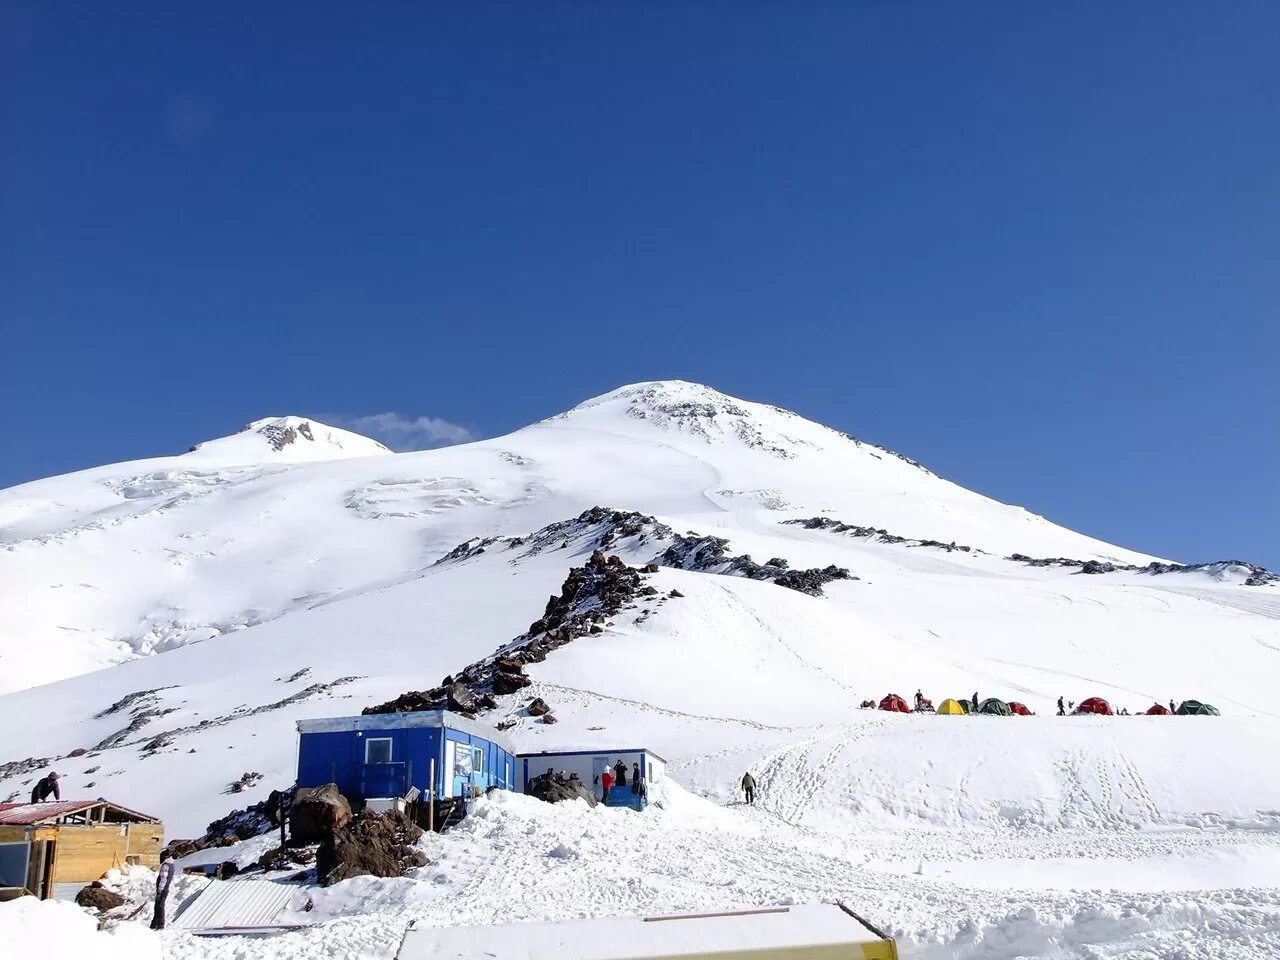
[295,711,517,805]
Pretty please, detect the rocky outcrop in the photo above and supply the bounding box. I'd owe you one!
[135,676,361,756]
[659,534,854,596]
[525,769,596,806]
[783,517,976,554]
[316,810,426,886]
[1008,553,1278,585]
[290,783,353,844]
[76,882,126,912]
[367,547,654,717]
[164,794,279,859]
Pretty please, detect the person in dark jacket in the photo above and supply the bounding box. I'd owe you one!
[741,771,756,805]
[631,762,642,796]
[972,692,980,714]
[151,851,177,930]
[613,759,627,788]
[31,771,60,803]
[1169,700,1176,713]
[1057,696,1065,716]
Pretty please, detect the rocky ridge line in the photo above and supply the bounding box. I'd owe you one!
[787,516,1277,586]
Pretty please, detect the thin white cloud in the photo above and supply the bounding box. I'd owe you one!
[326,412,477,451]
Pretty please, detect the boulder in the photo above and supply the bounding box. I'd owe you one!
[526,771,597,807]
[493,672,532,695]
[316,810,427,886]
[644,563,660,573]
[290,783,352,844]
[446,682,477,713]
[541,714,558,724]
[527,697,551,717]
[496,657,525,675]
[75,882,125,912]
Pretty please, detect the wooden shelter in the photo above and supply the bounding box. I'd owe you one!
[0,799,164,900]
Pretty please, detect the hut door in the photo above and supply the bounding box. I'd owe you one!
[24,840,54,899]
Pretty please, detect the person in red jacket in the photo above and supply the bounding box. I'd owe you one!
[600,767,614,804]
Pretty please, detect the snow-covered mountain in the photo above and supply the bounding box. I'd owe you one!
[0,381,1169,691]
[2,381,1278,959]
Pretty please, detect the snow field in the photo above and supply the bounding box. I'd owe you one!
[1,381,1278,958]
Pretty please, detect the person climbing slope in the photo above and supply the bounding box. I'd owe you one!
[741,771,756,805]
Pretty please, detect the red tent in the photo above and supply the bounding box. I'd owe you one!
[1007,701,1033,716]
[1145,703,1171,715]
[879,694,912,714]
[1076,697,1113,715]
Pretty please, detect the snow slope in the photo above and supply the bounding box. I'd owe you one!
[1,380,1278,958]
[0,381,1167,692]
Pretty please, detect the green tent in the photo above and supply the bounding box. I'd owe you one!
[976,698,1012,716]
[1175,700,1220,716]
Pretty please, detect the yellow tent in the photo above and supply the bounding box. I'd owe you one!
[937,698,967,715]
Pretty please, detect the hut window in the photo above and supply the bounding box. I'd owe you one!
[365,738,393,764]
[471,746,484,773]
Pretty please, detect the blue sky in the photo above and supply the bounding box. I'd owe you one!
[2,3,1276,566]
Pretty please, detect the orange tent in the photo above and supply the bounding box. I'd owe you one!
[1145,703,1171,715]
[879,694,912,714]
[1008,701,1033,716]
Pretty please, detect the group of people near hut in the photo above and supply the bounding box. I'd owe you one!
[598,758,647,803]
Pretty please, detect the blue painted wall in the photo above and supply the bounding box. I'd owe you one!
[297,721,516,802]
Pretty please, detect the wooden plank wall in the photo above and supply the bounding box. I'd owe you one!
[50,822,165,885]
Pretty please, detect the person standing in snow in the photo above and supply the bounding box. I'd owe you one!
[30,771,60,803]
[972,691,980,714]
[1057,697,1065,716]
[614,759,627,788]
[914,689,924,710]
[631,762,643,799]
[600,767,614,804]
[741,771,756,805]
[151,851,177,930]
[1170,699,1176,713]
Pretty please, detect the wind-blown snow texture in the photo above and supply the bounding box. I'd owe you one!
[1,380,1278,959]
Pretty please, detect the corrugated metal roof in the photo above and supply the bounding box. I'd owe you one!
[0,799,161,825]
[170,879,311,933]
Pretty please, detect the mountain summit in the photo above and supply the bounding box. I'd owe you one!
[0,379,1206,692]
[187,416,392,463]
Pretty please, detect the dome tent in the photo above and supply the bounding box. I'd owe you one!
[1176,700,1220,716]
[879,694,912,714]
[1007,701,1033,716]
[937,698,967,715]
[1075,697,1112,716]
[976,698,1012,716]
[1145,703,1171,715]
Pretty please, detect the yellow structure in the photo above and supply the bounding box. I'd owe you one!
[0,799,164,900]
[937,699,967,715]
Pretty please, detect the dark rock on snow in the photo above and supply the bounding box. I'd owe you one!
[316,810,426,886]
[290,783,353,845]
[76,882,126,912]
[525,769,597,807]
